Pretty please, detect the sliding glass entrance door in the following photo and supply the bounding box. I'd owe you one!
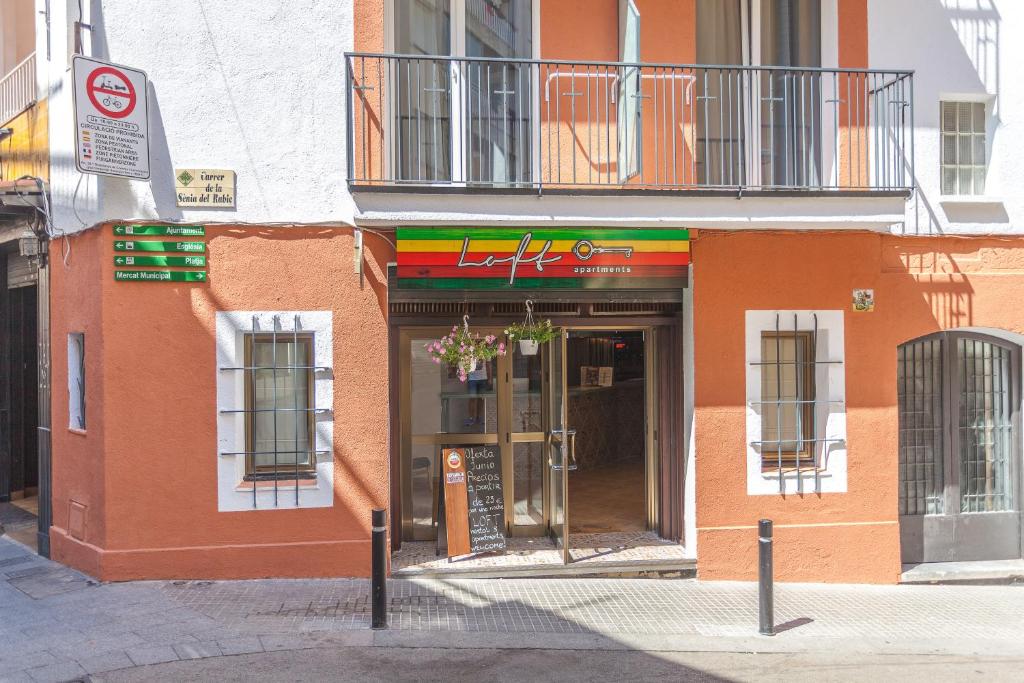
[545,327,654,564]
[399,323,661,553]
[399,326,548,542]
[547,328,571,563]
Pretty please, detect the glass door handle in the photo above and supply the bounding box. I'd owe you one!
[548,429,566,470]
[565,429,578,471]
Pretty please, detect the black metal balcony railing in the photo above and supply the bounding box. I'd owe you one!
[345,53,913,194]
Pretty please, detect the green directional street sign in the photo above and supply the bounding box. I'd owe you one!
[113,224,205,236]
[115,270,207,282]
[114,255,206,267]
[113,240,205,253]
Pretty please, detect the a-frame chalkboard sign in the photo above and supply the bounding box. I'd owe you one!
[435,446,507,559]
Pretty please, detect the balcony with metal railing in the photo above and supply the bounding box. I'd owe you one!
[345,53,913,196]
[0,52,37,127]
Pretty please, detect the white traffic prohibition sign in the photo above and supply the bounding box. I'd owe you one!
[86,66,137,119]
[72,56,150,180]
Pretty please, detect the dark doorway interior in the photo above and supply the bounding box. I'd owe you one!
[566,330,647,534]
[1,277,39,503]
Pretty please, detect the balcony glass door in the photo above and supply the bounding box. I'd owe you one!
[695,0,822,188]
[758,0,822,188]
[392,0,534,186]
[394,0,453,182]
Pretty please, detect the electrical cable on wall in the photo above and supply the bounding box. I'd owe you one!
[12,175,72,267]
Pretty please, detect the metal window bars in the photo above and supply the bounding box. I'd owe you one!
[219,315,331,508]
[345,52,914,193]
[748,313,845,494]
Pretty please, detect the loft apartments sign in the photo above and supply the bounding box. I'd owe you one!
[396,228,689,290]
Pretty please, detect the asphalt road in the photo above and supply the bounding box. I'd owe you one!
[90,647,1024,682]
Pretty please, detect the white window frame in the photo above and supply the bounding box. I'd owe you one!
[215,311,334,511]
[745,310,847,495]
[938,95,990,198]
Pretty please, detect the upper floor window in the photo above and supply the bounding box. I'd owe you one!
[940,100,986,196]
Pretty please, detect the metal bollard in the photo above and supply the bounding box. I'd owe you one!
[371,508,387,630]
[758,519,774,636]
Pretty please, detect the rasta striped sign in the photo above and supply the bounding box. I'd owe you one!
[396,228,689,290]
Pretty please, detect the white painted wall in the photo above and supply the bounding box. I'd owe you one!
[39,0,356,234]
[870,0,1023,235]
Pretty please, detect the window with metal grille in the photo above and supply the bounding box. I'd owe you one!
[748,312,845,494]
[243,333,316,480]
[217,312,334,510]
[898,333,1017,517]
[897,337,945,516]
[760,331,815,466]
[940,100,986,195]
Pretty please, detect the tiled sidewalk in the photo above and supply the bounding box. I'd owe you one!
[1,536,1023,682]
[392,531,693,576]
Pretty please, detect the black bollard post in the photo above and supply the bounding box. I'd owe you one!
[758,519,774,636]
[371,508,387,630]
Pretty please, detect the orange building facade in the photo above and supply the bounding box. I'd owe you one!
[38,0,1024,585]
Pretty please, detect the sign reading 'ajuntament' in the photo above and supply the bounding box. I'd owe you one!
[396,228,689,290]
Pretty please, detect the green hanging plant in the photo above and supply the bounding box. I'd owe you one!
[504,301,559,355]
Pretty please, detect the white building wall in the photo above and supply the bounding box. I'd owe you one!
[870,0,1023,235]
[38,0,356,234]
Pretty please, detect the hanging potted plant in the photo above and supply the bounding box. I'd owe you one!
[425,315,506,382]
[505,300,559,356]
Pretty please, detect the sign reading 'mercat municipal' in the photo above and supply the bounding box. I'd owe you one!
[396,228,689,290]
[175,168,236,208]
[115,270,207,282]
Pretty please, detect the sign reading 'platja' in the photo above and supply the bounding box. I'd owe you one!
[396,228,689,290]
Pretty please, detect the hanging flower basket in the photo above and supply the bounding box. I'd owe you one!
[505,300,559,356]
[425,315,506,382]
[517,339,540,355]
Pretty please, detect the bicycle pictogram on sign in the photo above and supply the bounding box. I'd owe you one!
[86,66,137,119]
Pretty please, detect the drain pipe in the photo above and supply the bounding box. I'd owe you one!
[35,241,52,558]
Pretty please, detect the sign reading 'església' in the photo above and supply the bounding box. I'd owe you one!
[396,228,689,290]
